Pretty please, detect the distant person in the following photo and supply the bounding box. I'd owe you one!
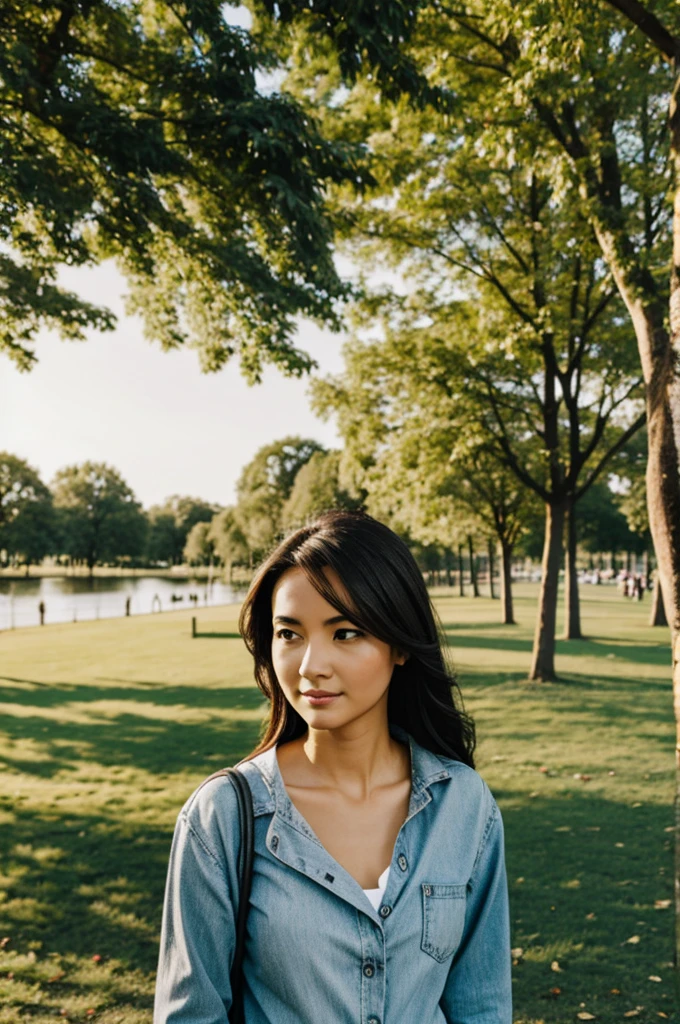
[38,600,45,626]
[154,510,512,1024]
[125,596,131,617]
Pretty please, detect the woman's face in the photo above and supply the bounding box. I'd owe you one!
[271,566,405,732]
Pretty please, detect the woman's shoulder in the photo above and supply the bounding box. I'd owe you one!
[425,750,500,825]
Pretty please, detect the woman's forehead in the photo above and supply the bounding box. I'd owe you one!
[271,566,352,617]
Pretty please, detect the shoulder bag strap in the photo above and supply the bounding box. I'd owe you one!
[201,766,254,1024]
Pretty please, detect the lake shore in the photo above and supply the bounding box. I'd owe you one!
[0,564,252,583]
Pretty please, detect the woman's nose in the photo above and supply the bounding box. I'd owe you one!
[298,639,332,679]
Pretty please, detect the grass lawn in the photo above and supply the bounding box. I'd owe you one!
[0,583,675,1024]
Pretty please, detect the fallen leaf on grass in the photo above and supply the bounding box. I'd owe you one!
[623,1008,644,1018]
[648,976,662,982]
[91,954,102,963]
[610,989,620,995]
[608,770,616,775]
[550,987,561,996]
[624,935,641,945]
[48,971,66,983]
[615,842,625,848]
[654,900,671,910]
[511,947,524,959]
[0,937,10,949]
[577,1013,596,1020]
[586,913,596,920]
[555,826,572,832]
[539,766,549,773]
[551,961,562,972]
[663,827,673,833]
[657,1012,669,1018]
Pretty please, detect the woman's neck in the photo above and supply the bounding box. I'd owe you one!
[295,717,410,800]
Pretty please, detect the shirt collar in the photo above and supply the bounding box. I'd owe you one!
[247,722,453,816]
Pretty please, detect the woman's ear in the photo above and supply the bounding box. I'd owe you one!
[393,649,409,666]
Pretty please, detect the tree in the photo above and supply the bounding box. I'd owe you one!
[234,436,325,557]
[0,452,56,570]
[290,37,645,675]
[577,480,643,564]
[207,506,249,580]
[146,496,218,565]
[312,333,541,624]
[280,449,360,530]
[183,520,214,567]
[0,0,389,375]
[52,461,147,570]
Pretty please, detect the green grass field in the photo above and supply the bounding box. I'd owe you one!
[0,583,675,1023]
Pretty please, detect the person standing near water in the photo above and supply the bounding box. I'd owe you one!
[154,510,512,1023]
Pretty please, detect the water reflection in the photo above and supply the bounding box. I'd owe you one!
[0,576,247,630]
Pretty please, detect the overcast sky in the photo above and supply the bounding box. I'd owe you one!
[1,261,345,509]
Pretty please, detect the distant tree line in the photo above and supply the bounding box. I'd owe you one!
[0,437,650,593]
[0,440,361,576]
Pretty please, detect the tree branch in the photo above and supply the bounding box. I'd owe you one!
[575,411,646,499]
[602,0,680,61]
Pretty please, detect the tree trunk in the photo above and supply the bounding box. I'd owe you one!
[488,538,496,599]
[458,544,464,597]
[650,575,668,627]
[467,534,479,597]
[563,499,582,639]
[499,537,515,625]
[529,501,566,681]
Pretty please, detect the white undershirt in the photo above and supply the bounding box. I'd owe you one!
[362,866,391,911]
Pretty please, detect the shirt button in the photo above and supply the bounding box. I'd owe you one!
[398,854,408,871]
[379,904,392,918]
[368,1019,380,1024]
[363,963,374,977]
[271,834,279,851]
[424,885,431,896]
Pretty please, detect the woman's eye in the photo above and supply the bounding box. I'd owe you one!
[276,628,298,641]
[335,628,364,641]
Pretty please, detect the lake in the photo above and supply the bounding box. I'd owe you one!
[0,575,248,630]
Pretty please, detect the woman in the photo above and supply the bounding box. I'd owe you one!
[154,510,511,1023]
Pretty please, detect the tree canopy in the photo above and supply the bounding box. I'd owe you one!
[52,460,147,569]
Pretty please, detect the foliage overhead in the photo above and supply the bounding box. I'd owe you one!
[0,0,382,376]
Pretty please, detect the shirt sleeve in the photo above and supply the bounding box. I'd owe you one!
[153,786,240,1024]
[440,795,512,1024]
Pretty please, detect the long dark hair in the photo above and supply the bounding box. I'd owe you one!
[238,509,475,766]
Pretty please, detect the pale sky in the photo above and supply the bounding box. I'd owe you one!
[1,261,345,509]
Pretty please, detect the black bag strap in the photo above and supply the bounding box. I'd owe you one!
[201,766,254,1024]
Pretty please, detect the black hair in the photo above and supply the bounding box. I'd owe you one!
[238,509,475,766]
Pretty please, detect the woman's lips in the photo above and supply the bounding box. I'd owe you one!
[301,691,341,706]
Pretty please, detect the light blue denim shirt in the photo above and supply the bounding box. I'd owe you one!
[154,727,511,1024]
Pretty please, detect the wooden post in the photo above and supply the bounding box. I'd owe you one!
[192,616,197,638]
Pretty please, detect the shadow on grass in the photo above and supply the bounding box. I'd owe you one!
[0,678,264,710]
[0,687,264,777]
[0,786,673,1022]
[444,629,671,666]
[500,792,675,1022]
[192,631,242,639]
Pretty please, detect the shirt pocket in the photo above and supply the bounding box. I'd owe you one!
[421,883,467,963]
